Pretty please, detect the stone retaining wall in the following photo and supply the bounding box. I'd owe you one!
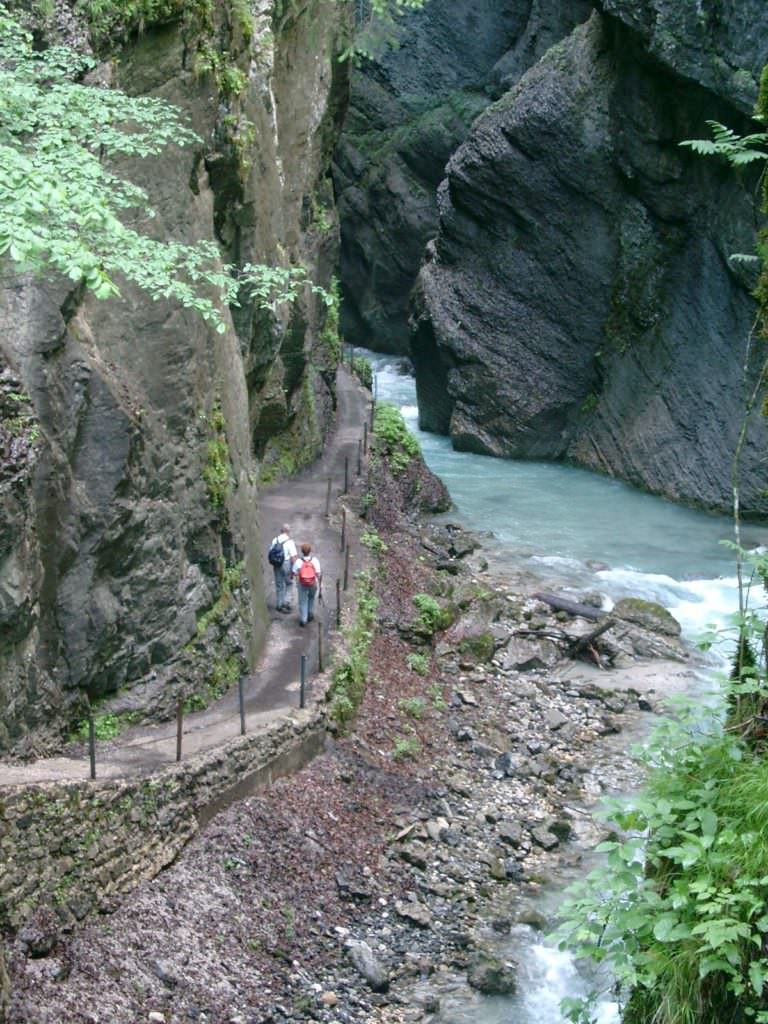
[0,707,327,932]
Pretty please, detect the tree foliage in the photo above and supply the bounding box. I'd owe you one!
[0,4,324,330]
[680,119,768,166]
[340,0,428,62]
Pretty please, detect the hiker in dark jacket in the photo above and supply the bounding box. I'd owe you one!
[291,543,322,626]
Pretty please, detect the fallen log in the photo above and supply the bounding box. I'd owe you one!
[532,591,604,620]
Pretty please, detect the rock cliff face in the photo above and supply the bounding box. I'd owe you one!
[339,0,768,514]
[334,0,591,353]
[0,0,348,754]
[413,5,768,514]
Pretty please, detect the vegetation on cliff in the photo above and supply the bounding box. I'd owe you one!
[0,4,326,329]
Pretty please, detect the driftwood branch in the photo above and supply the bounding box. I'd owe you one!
[532,591,603,620]
[566,618,615,657]
[515,617,616,667]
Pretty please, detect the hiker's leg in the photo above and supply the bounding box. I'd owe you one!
[283,574,294,611]
[307,586,316,622]
[298,587,309,625]
[274,566,286,609]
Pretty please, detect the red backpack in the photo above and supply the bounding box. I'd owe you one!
[297,558,317,588]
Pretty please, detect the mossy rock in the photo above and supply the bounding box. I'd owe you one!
[612,598,681,637]
[458,632,495,664]
[467,953,517,995]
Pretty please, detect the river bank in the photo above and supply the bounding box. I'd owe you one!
[5,444,709,1024]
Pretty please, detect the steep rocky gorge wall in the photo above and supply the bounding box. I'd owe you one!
[334,0,592,354]
[0,0,349,755]
[338,0,768,514]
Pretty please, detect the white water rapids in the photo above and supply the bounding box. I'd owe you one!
[365,350,768,1024]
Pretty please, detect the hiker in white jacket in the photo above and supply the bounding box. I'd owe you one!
[269,524,297,612]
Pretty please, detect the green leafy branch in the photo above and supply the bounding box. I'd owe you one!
[0,6,329,331]
[680,119,768,167]
[339,0,429,63]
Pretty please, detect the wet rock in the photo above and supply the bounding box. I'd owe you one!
[440,829,462,847]
[493,752,521,777]
[18,908,59,958]
[486,857,506,880]
[491,917,512,934]
[467,953,517,995]
[517,909,548,931]
[454,725,476,742]
[497,820,523,847]
[425,817,450,841]
[549,818,574,842]
[455,689,478,706]
[149,959,179,988]
[545,709,569,731]
[473,740,501,759]
[400,843,429,870]
[420,992,441,1013]
[612,598,681,636]
[505,859,525,881]
[346,939,390,993]
[531,827,559,850]
[395,899,433,929]
[335,868,373,901]
[598,716,622,736]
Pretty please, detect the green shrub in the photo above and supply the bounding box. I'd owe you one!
[351,355,373,390]
[392,733,420,761]
[373,402,419,474]
[407,651,429,676]
[328,572,379,729]
[427,682,446,711]
[320,276,341,362]
[458,632,495,663]
[556,699,768,1024]
[398,696,425,720]
[412,593,452,636]
[73,713,121,742]
[360,529,388,554]
[202,402,233,511]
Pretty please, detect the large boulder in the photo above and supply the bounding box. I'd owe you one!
[613,597,682,637]
[467,952,517,995]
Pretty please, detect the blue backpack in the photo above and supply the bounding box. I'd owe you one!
[268,538,285,567]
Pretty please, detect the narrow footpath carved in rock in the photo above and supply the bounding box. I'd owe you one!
[0,366,372,787]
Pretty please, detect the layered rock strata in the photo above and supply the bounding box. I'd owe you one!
[413,8,768,513]
[337,0,768,513]
[334,0,592,353]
